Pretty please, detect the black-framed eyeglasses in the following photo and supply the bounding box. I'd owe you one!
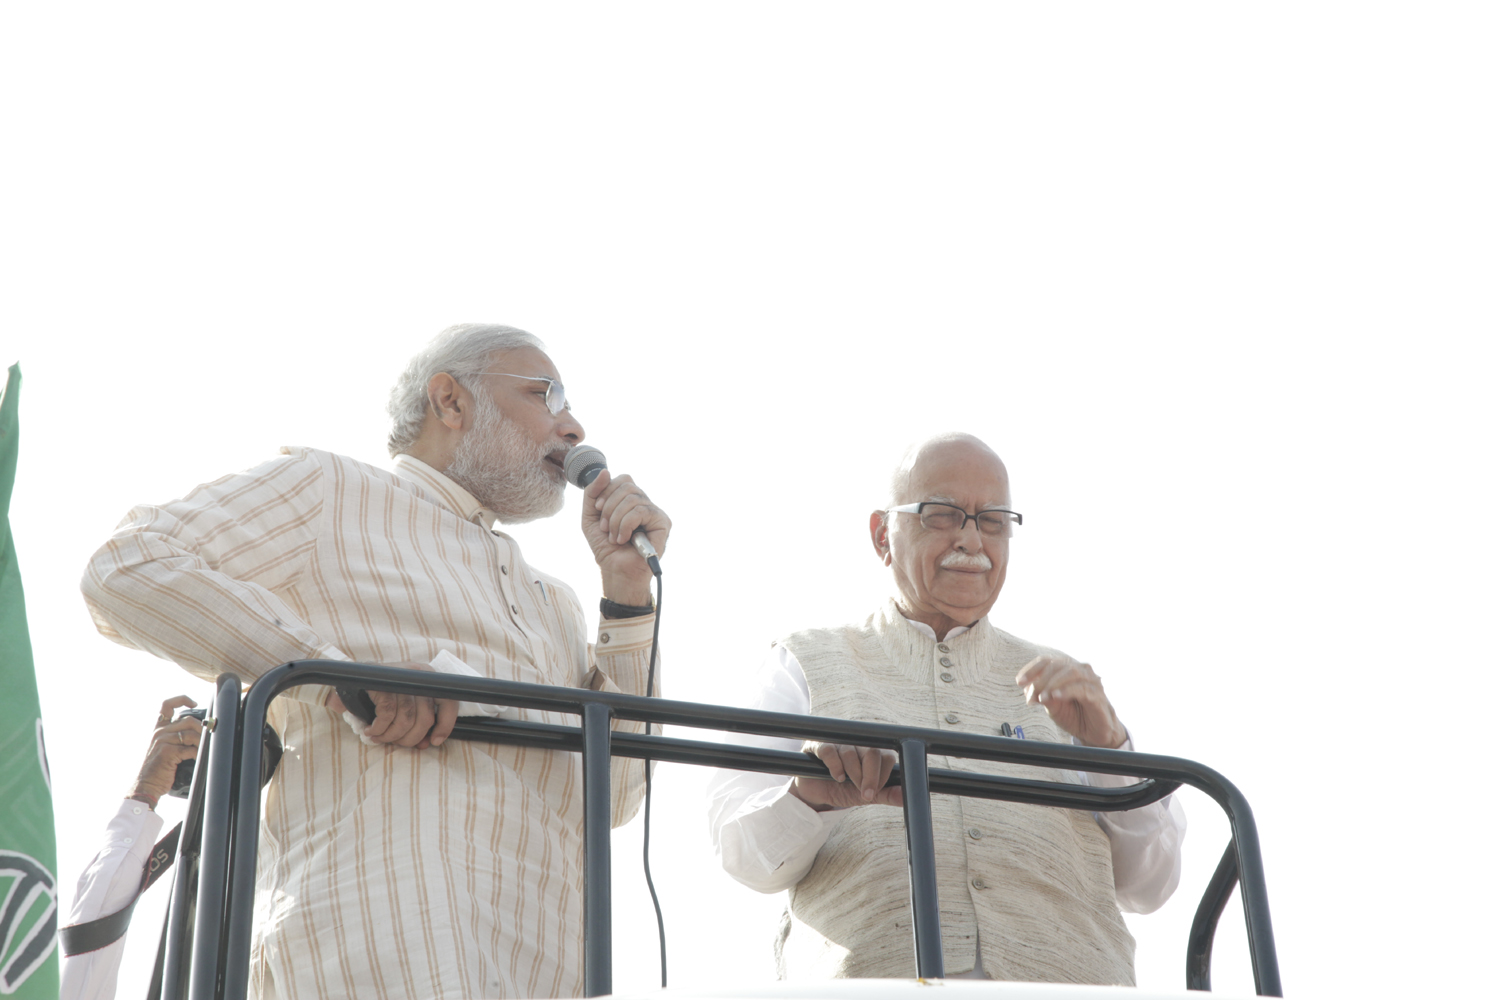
[886,502,1022,536]
[475,372,570,415]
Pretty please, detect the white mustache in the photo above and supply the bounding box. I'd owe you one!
[939,551,993,571]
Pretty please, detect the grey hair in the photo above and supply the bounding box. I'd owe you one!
[386,323,546,457]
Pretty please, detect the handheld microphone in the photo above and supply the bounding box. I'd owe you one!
[564,445,662,576]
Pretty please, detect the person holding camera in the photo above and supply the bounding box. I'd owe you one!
[59,696,203,1000]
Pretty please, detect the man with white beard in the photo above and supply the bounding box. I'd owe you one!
[82,324,670,1000]
[708,433,1185,987]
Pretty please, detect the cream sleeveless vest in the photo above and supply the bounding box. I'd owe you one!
[775,601,1135,986]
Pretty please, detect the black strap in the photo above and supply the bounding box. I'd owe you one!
[59,823,181,956]
[600,597,654,619]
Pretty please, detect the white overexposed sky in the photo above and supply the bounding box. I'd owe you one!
[3,4,1496,998]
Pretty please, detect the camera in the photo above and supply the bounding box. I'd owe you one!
[166,706,284,799]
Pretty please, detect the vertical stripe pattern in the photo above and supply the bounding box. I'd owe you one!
[81,447,657,999]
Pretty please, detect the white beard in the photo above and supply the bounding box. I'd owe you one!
[445,391,566,524]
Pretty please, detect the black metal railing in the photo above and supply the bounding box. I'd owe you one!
[165,661,1281,999]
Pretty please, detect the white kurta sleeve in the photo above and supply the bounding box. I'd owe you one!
[706,645,846,893]
[1076,734,1188,914]
[58,800,166,1000]
[80,450,346,707]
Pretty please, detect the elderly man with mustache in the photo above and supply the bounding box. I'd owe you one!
[83,324,669,1000]
[708,433,1184,987]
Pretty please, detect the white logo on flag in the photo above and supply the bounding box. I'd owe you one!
[0,850,57,994]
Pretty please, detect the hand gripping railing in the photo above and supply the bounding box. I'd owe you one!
[172,662,1280,999]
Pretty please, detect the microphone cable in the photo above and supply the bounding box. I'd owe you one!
[641,566,667,987]
[563,446,667,983]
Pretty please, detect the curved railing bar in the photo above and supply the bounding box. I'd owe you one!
[209,661,1279,998]
[186,676,241,1000]
[1187,842,1243,991]
[447,716,1183,812]
[241,660,1252,783]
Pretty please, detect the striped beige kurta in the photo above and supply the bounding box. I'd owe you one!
[81,447,658,1000]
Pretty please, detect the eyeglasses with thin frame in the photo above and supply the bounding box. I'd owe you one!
[886,501,1023,536]
[474,372,570,415]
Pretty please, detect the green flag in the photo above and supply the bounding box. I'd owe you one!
[0,364,59,997]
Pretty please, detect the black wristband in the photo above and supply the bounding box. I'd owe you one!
[600,597,655,620]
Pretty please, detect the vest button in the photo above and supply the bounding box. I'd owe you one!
[940,672,954,683]
[968,827,982,839]
[971,877,987,890]
[939,657,953,667]
[500,565,508,575]
[937,643,951,653]
[944,713,959,724]
[600,633,611,644]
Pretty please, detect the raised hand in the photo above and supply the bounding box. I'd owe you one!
[581,468,671,605]
[131,695,203,804]
[1015,654,1128,749]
